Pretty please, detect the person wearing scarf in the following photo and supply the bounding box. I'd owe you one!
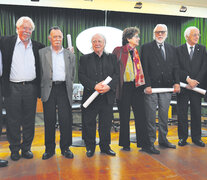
[113,27,159,154]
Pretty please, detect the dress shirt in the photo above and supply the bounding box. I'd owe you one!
[186,42,195,55]
[0,50,2,76]
[51,47,66,81]
[10,36,36,82]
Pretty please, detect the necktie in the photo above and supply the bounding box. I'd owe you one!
[159,44,165,60]
[189,46,194,60]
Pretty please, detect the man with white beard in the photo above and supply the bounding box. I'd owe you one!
[140,24,180,153]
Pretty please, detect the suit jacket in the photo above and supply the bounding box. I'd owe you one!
[176,43,207,88]
[141,40,179,88]
[1,35,45,97]
[39,46,76,106]
[78,52,119,105]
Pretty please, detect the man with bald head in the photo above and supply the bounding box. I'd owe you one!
[79,33,119,157]
[177,26,207,147]
[1,16,44,161]
[39,26,75,160]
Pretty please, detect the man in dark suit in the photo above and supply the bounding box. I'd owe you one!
[141,24,180,152]
[39,26,75,160]
[0,40,8,167]
[1,16,44,161]
[177,26,207,147]
[79,33,119,157]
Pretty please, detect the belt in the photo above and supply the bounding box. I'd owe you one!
[10,80,35,85]
[52,81,66,85]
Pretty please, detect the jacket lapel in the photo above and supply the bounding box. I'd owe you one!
[45,48,52,70]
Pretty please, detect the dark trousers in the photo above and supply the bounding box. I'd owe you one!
[5,82,37,153]
[43,83,72,153]
[177,89,202,141]
[117,82,150,148]
[82,95,113,152]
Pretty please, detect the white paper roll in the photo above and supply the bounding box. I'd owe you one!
[83,76,112,108]
[180,82,206,95]
[151,88,174,93]
[67,34,72,49]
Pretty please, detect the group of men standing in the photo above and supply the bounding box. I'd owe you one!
[0,15,207,168]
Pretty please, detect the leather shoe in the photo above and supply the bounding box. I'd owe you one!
[11,152,21,161]
[122,146,130,151]
[0,159,8,167]
[159,142,176,149]
[86,150,94,158]
[61,149,74,159]
[141,146,160,154]
[42,152,55,160]
[22,150,33,159]
[101,148,116,156]
[178,139,187,146]
[192,140,205,147]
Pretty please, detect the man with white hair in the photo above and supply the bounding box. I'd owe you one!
[141,24,180,153]
[79,33,119,157]
[177,26,207,147]
[1,16,44,161]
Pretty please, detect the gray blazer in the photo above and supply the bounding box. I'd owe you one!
[39,46,76,106]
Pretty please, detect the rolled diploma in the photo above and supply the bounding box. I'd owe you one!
[151,88,174,93]
[67,34,72,49]
[180,82,206,95]
[83,76,112,108]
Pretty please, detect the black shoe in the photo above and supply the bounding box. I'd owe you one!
[141,146,160,154]
[86,150,94,158]
[61,149,74,159]
[22,150,33,159]
[178,139,187,146]
[122,146,130,151]
[101,148,116,156]
[42,152,55,160]
[10,152,21,161]
[159,142,176,149]
[0,159,8,167]
[192,140,205,147]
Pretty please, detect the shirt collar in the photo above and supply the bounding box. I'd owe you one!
[50,46,64,54]
[186,42,195,49]
[16,36,32,48]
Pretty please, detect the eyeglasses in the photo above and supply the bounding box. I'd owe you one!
[192,33,201,37]
[155,31,166,35]
[133,35,139,38]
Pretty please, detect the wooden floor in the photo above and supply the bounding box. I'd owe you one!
[1,120,207,180]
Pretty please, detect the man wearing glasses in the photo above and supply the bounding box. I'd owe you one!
[141,24,180,153]
[176,26,207,147]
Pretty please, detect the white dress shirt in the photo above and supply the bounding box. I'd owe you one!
[186,42,195,55]
[10,36,36,82]
[51,47,66,81]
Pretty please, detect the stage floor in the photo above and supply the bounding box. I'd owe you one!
[1,120,207,180]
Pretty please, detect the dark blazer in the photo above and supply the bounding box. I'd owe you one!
[78,52,119,105]
[1,35,45,97]
[141,40,179,88]
[176,43,207,88]
[39,47,76,106]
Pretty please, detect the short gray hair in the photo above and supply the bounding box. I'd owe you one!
[153,24,168,40]
[16,16,35,33]
[91,33,106,45]
[184,26,199,40]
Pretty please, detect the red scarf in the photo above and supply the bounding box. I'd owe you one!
[127,44,145,87]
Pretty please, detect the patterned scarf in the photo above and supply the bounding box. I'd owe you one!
[127,44,145,87]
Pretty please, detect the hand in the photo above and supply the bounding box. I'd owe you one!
[186,77,199,88]
[144,87,152,94]
[173,84,180,93]
[94,81,110,94]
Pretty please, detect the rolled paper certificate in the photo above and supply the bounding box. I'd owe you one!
[180,82,206,95]
[83,76,112,108]
[67,34,72,49]
[151,88,174,94]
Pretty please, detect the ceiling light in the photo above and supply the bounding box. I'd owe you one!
[180,6,187,12]
[134,2,142,9]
